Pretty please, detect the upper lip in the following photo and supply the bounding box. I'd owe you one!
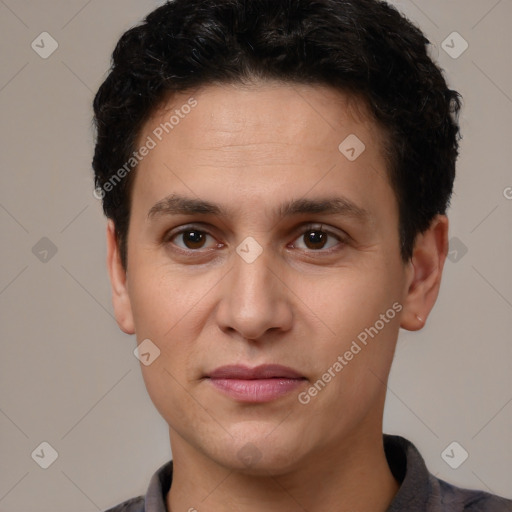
[207,364,304,380]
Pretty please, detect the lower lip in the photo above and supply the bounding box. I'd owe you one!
[208,378,306,403]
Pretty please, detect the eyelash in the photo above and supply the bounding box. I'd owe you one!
[164,224,348,255]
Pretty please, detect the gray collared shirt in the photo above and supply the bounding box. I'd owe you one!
[104,435,512,511]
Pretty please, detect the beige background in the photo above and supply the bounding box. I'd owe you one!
[1,0,511,510]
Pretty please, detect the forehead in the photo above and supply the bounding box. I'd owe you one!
[144,81,385,154]
[131,81,394,221]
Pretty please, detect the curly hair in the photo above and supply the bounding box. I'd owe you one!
[92,0,462,269]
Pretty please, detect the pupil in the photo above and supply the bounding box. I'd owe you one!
[306,230,326,249]
[185,231,204,248]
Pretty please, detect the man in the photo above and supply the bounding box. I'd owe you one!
[92,0,512,510]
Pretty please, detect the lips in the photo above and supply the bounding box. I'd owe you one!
[206,364,306,403]
[208,364,304,380]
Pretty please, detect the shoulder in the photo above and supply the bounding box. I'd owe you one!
[383,435,512,512]
[103,495,145,512]
[430,476,512,512]
[102,459,173,512]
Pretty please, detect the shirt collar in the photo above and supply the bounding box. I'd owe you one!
[144,458,173,512]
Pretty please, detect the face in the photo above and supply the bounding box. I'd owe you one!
[107,81,438,475]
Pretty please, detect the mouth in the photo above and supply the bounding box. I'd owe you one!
[205,364,307,403]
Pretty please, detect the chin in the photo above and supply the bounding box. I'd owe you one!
[223,449,303,477]
[211,425,310,476]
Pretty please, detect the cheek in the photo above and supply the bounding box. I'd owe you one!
[128,267,209,428]
[293,263,400,339]
[140,362,210,438]
[296,264,402,395]
[127,263,202,336]
[300,311,400,434]
[127,263,219,387]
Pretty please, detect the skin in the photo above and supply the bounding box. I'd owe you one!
[106,81,448,512]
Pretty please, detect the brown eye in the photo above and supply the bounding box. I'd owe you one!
[168,228,217,251]
[181,230,207,249]
[303,229,329,250]
[292,225,344,252]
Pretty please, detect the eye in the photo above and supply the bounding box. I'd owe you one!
[165,223,346,255]
[167,227,219,251]
[291,224,345,251]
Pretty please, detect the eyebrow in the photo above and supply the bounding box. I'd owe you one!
[147,194,371,223]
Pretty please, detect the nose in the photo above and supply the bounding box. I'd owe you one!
[215,244,293,342]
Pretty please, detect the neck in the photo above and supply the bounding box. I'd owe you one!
[166,427,399,512]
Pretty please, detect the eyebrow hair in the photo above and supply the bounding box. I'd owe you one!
[147,194,370,223]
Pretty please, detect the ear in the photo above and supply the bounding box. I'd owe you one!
[400,214,449,331]
[106,219,135,334]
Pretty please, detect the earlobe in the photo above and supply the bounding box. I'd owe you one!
[400,215,449,331]
[106,220,135,335]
